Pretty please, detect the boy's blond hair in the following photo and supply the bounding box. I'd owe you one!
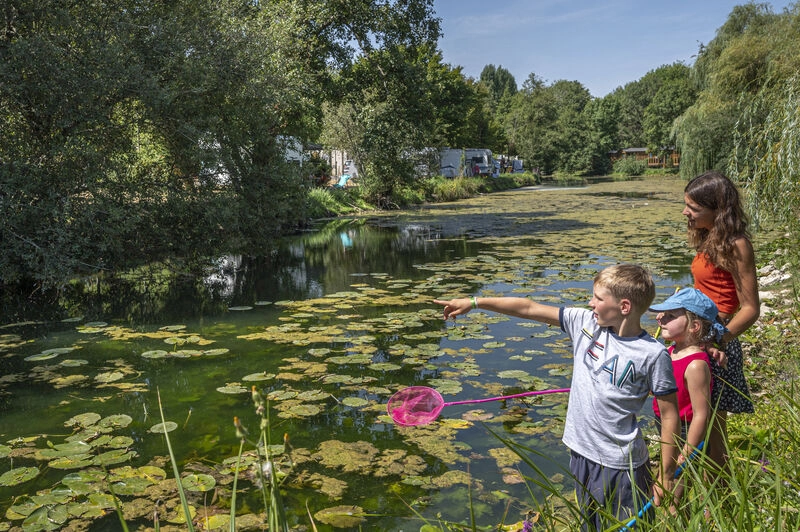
[593,264,655,315]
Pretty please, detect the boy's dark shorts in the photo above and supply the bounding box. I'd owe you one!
[570,451,653,531]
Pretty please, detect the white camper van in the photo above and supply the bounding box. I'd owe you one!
[439,148,495,177]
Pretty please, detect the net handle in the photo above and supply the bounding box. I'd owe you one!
[442,387,570,407]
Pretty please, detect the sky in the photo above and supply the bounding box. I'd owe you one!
[433,0,796,98]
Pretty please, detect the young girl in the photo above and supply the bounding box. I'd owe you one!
[650,287,725,506]
[683,171,759,474]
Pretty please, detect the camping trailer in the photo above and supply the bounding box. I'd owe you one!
[438,148,495,177]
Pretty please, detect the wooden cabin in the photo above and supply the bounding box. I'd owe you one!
[609,147,680,168]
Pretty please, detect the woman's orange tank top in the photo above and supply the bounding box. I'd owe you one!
[692,253,739,314]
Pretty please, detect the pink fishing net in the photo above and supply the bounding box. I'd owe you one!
[386,386,445,426]
[387,385,570,426]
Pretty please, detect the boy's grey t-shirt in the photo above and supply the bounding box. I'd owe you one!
[559,307,677,469]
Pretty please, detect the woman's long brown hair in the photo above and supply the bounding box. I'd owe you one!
[685,171,751,272]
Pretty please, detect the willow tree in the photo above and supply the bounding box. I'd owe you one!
[675,2,800,239]
[674,2,785,180]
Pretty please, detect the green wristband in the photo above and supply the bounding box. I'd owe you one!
[470,296,478,309]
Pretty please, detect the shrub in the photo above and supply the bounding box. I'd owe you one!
[613,157,647,176]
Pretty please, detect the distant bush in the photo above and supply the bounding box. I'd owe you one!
[613,157,647,176]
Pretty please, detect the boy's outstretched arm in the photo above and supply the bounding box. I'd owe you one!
[653,392,680,507]
[433,297,560,326]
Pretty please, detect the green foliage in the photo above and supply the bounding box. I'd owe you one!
[612,157,647,177]
[675,1,800,186]
[730,74,800,231]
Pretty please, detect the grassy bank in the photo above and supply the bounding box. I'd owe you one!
[305,172,543,218]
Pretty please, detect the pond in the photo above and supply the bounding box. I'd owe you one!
[0,176,694,531]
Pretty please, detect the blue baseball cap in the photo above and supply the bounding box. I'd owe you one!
[649,287,719,322]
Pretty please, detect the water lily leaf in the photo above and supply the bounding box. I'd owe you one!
[24,352,60,362]
[254,300,273,306]
[369,362,401,371]
[341,397,369,407]
[181,473,216,492]
[51,374,89,388]
[216,384,248,394]
[64,412,101,428]
[22,504,69,531]
[36,441,92,459]
[110,476,154,495]
[278,403,321,418]
[0,466,39,486]
[296,389,329,401]
[307,348,331,356]
[164,337,184,345]
[104,436,135,448]
[497,370,531,380]
[93,449,136,466]
[84,322,108,328]
[228,306,253,311]
[94,371,124,383]
[313,505,366,528]
[0,444,10,458]
[97,414,133,430]
[59,359,89,367]
[482,341,506,348]
[242,372,275,381]
[149,421,178,433]
[203,348,230,356]
[199,513,231,530]
[141,350,169,359]
[48,454,95,470]
[172,349,202,358]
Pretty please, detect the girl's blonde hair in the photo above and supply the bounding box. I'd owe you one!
[684,309,716,345]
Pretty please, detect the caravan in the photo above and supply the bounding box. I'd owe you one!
[438,148,496,177]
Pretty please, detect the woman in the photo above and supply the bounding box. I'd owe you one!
[682,170,759,475]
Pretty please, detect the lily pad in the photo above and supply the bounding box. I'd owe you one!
[24,352,60,362]
[216,384,248,394]
[313,505,367,528]
[228,306,253,311]
[181,473,216,492]
[149,421,178,433]
[242,372,275,381]
[341,397,369,407]
[203,348,230,356]
[94,371,125,383]
[48,454,95,470]
[0,466,39,486]
[59,359,89,367]
[22,504,69,531]
[141,350,169,359]
[93,449,137,466]
[65,412,102,428]
[97,414,133,430]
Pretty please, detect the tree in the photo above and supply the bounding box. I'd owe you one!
[642,64,696,153]
[0,0,443,287]
[674,1,790,180]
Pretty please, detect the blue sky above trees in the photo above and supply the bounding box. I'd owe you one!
[433,0,795,97]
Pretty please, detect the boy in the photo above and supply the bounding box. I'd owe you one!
[434,264,680,530]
